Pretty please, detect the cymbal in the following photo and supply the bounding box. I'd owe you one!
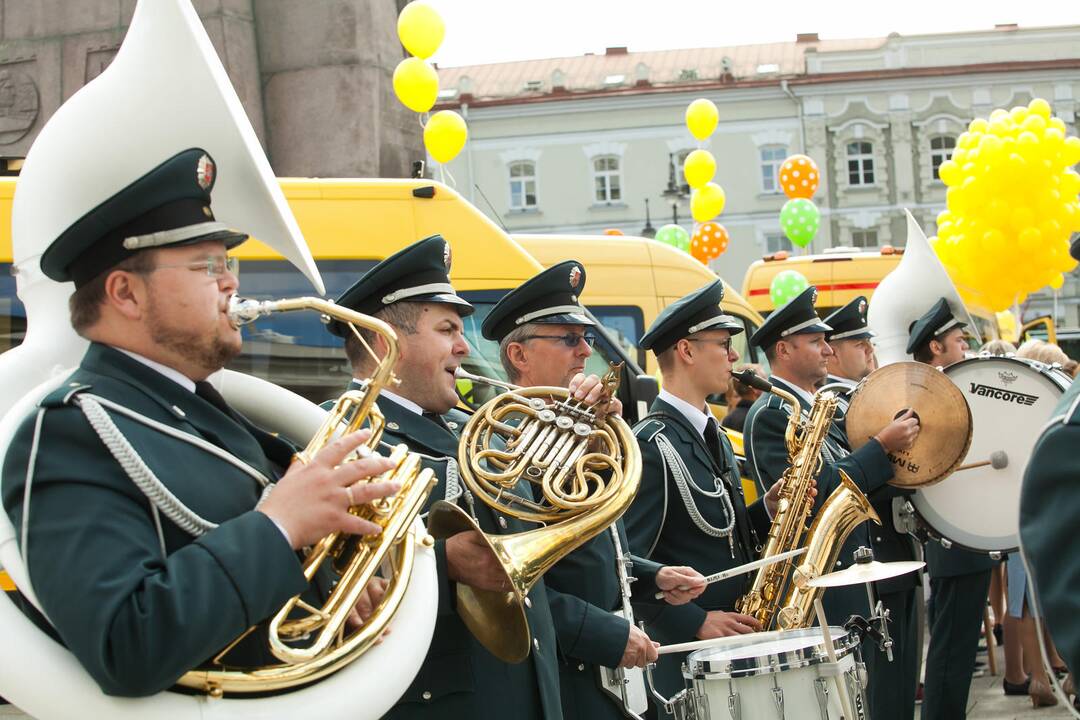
[806,560,926,588]
[845,362,972,488]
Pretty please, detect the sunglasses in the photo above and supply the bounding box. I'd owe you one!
[523,332,597,348]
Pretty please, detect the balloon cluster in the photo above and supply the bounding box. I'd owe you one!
[778,155,821,248]
[392,4,467,165]
[656,99,731,264]
[933,98,1080,310]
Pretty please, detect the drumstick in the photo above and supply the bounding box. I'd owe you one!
[954,450,1008,472]
[653,548,807,600]
[657,635,773,656]
[814,598,855,720]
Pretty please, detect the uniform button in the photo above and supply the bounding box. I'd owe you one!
[447,421,459,430]
[422,691,431,701]
[578,663,585,671]
[387,422,400,431]
[498,517,508,529]
[875,536,883,542]
[172,405,186,417]
[534,638,541,651]
[524,597,532,608]
[835,561,842,567]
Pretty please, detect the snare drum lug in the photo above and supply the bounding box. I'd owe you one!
[989,550,1002,561]
[939,537,953,550]
[771,674,786,720]
[727,682,741,720]
[814,677,831,720]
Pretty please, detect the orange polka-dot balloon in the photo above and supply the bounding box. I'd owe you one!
[691,221,730,264]
[779,154,820,200]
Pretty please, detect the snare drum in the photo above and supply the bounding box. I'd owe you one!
[915,356,1070,554]
[680,627,867,720]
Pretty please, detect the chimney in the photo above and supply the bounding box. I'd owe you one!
[796,33,819,43]
[605,46,628,56]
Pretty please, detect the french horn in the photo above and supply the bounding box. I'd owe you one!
[432,365,641,663]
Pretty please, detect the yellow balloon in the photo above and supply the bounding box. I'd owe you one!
[691,182,726,222]
[1029,98,1053,119]
[685,99,719,141]
[424,110,468,164]
[393,57,438,113]
[397,2,445,60]
[683,149,717,189]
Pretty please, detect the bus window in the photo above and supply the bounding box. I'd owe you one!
[0,264,26,354]
[227,259,378,403]
[586,305,645,368]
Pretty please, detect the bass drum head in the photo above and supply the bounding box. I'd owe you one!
[915,356,1069,553]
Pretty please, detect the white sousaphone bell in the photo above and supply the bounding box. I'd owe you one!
[0,0,436,717]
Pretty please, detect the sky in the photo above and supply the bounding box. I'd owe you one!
[424,0,1076,68]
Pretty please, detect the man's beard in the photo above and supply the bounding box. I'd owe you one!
[146,298,240,374]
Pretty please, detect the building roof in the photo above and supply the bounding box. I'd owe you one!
[436,25,1080,107]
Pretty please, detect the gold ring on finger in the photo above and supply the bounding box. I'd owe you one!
[345,484,356,507]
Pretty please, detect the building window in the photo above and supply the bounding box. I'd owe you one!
[851,229,878,249]
[509,161,537,210]
[760,145,787,193]
[676,150,692,194]
[766,233,793,253]
[593,156,622,203]
[846,141,875,186]
[930,136,956,181]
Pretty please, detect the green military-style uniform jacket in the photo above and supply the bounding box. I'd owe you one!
[351,385,562,720]
[1,343,309,696]
[1020,378,1080,675]
[625,395,771,697]
[743,376,894,626]
[544,517,663,720]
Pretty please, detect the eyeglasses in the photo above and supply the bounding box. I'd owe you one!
[523,333,597,348]
[149,256,239,278]
[687,337,734,353]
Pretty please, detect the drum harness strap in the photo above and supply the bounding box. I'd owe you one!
[644,412,737,557]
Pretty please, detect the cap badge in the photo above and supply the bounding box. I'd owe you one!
[858,299,867,316]
[196,154,215,191]
[443,241,452,271]
[810,287,818,305]
[569,265,582,289]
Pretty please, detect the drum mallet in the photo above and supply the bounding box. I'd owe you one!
[955,450,1008,473]
[814,598,856,720]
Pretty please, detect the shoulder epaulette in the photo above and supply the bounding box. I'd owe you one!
[633,418,666,442]
[40,381,92,409]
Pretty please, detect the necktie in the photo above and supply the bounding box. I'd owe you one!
[704,416,724,468]
[422,411,451,433]
[195,380,239,420]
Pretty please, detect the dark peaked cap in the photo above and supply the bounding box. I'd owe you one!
[639,280,743,354]
[906,297,966,355]
[749,286,831,349]
[481,260,594,342]
[329,234,473,338]
[823,295,875,342]
[40,148,248,287]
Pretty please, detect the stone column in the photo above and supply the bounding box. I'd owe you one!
[252,0,422,178]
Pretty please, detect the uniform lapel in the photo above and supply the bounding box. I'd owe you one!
[83,344,276,479]
[650,397,726,483]
[377,396,459,458]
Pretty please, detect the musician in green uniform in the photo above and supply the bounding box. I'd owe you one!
[1,149,401,696]
[909,298,997,720]
[824,296,921,720]
[482,261,706,720]
[743,286,919,628]
[326,235,564,719]
[624,280,786,700]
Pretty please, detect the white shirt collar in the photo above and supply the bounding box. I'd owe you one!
[116,348,196,393]
[658,388,711,437]
[378,388,424,416]
[770,373,816,408]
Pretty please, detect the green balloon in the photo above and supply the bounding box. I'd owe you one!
[780,198,820,248]
[769,269,810,307]
[656,223,690,252]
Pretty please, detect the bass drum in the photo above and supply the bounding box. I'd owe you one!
[914,356,1070,554]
